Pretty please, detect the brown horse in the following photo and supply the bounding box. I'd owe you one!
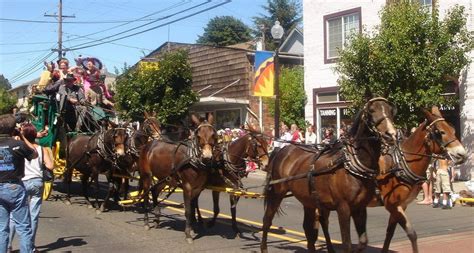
[117,112,161,198]
[138,113,219,243]
[194,127,270,236]
[64,123,128,212]
[260,97,397,253]
[376,106,467,253]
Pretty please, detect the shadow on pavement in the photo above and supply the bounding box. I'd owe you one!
[37,236,88,252]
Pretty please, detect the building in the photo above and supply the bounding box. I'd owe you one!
[141,41,303,133]
[303,0,473,178]
[9,78,37,111]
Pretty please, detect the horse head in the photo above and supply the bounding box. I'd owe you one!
[105,121,128,157]
[143,111,161,139]
[245,124,270,169]
[360,97,398,146]
[191,113,218,163]
[422,106,467,164]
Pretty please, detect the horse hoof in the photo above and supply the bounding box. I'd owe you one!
[144,225,151,231]
[96,209,102,215]
[236,232,243,238]
[185,237,193,244]
[87,204,94,209]
[64,200,72,205]
[190,230,196,237]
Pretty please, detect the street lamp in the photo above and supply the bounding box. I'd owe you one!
[271,21,284,139]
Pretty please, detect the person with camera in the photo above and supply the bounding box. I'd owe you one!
[0,114,38,253]
[8,123,54,253]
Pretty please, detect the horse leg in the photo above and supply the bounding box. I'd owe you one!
[151,183,166,228]
[336,203,352,253]
[319,208,335,253]
[141,174,152,230]
[64,167,73,205]
[352,207,368,252]
[260,192,285,253]
[99,173,116,213]
[303,207,317,253]
[183,185,194,244]
[230,195,241,237]
[382,206,418,253]
[81,173,93,208]
[207,191,220,228]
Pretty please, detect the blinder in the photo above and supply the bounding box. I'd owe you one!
[425,118,457,152]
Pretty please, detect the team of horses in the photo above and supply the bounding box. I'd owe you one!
[60,98,467,253]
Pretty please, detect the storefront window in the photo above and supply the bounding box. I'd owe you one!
[319,108,337,140]
[339,107,352,136]
[216,109,241,130]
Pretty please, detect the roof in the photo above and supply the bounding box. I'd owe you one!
[9,77,39,91]
[279,26,304,55]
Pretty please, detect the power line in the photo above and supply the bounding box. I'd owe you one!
[66,1,212,49]
[67,0,232,51]
[62,0,191,44]
[0,48,53,56]
[63,32,153,51]
[0,17,196,24]
[10,52,55,84]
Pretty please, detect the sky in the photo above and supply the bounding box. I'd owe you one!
[0,0,268,87]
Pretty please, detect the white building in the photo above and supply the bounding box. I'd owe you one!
[303,0,473,178]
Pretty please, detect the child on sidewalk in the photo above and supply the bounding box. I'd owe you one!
[433,158,453,209]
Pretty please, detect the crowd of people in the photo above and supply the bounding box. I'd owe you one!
[33,57,114,132]
[273,122,344,148]
[0,114,54,253]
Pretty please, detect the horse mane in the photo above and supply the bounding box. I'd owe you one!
[348,110,363,137]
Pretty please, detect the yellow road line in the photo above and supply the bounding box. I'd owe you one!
[164,205,307,245]
[160,198,342,244]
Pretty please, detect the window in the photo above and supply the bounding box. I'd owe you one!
[324,7,361,64]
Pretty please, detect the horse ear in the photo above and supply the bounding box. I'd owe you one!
[364,87,373,101]
[421,108,435,123]
[207,113,214,125]
[191,114,201,125]
[144,111,149,119]
[431,106,442,117]
[107,120,117,129]
[152,111,157,117]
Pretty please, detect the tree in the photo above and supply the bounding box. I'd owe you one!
[0,75,12,90]
[253,0,302,50]
[266,66,306,128]
[197,16,253,46]
[115,49,198,123]
[336,2,473,128]
[0,87,16,114]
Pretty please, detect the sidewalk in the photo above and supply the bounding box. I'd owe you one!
[372,231,474,253]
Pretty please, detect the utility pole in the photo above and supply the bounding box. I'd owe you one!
[45,0,75,59]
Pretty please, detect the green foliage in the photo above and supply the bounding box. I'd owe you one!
[115,50,198,123]
[265,66,306,128]
[0,75,12,90]
[336,2,473,128]
[197,16,253,46]
[253,0,302,50]
[0,87,16,114]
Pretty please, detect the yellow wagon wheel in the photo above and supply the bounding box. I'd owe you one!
[42,181,53,200]
[43,141,62,200]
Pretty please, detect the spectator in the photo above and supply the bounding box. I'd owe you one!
[432,158,453,209]
[417,158,435,205]
[322,128,336,145]
[8,123,54,253]
[290,124,303,143]
[305,125,317,145]
[338,127,347,139]
[0,114,38,253]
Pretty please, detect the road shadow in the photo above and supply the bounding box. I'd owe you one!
[36,236,88,252]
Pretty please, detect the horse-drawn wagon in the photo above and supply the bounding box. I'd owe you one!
[29,93,114,200]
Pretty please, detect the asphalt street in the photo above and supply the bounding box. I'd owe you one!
[9,172,474,252]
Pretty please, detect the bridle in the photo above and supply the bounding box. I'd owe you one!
[142,117,161,139]
[425,117,458,153]
[361,97,395,138]
[244,133,269,168]
[193,122,217,159]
